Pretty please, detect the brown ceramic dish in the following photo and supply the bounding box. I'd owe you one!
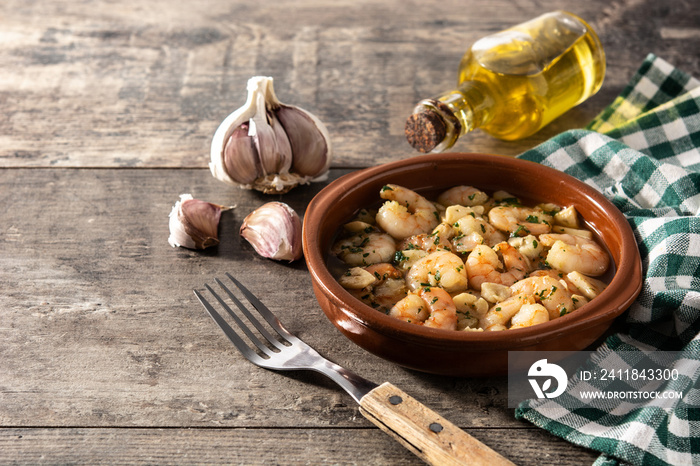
[302,153,643,377]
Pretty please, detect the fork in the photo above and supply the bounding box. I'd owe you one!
[194,273,514,466]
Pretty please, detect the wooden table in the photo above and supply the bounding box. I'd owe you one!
[2,1,698,464]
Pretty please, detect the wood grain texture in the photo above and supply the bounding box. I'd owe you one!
[2,0,697,463]
[360,382,516,465]
[0,427,598,465]
[0,168,515,429]
[1,0,698,168]
[0,167,601,462]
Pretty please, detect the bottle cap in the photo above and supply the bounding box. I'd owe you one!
[405,109,446,153]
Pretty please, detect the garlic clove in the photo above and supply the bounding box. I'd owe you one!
[210,79,262,186]
[276,104,331,178]
[240,201,302,262]
[168,194,231,250]
[250,108,292,176]
[210,76,332,194]
[223,123,260,185]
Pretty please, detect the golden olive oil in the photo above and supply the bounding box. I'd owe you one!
[405,11,605,152]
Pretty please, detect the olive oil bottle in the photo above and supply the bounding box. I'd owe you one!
[405,11,605,152]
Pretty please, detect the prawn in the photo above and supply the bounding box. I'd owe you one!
[538,233,610,277]
[479,293,535,331]
[342,263,407,311]
[397,223,454,253]
[452,214,507,249]
[420,287,458,330]
[528,269,580,294]
[376,184,440,239]
[389,294,429,324]
[507,234,546,263]
[488,205,553,237]
[510,303,550,329]
[466,242,528,289]
[510,275,575,320]
[406,250,469,293]
[332,231,396,266]
[437,185,489,207]
[364,263,407,310]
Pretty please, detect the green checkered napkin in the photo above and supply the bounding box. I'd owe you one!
[514,54,700,466]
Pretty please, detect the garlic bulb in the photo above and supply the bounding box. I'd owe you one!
[240,202,303,261]
[168,194,231,250]
[210,76,332,194]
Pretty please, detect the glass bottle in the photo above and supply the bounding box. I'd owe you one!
[405,11,605,153]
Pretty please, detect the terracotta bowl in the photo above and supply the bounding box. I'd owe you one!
[302,153,643,377]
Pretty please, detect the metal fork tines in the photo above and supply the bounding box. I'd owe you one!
[194,273,378,403]
[195,274,517,466]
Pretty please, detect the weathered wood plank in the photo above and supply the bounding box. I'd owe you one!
[0,168,518,428]
[3,0,696,463]
[0,427,599,465]
[0,168,604,462]
[1,0,697,168]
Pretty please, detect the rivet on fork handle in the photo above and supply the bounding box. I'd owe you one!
[196,274,514,466]
[359,383,515,466]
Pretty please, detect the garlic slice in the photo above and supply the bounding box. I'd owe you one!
[240,202,303,261]
[210,76,332,194]
[168,194,231,250]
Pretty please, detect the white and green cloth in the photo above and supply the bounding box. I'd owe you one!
[515,54,700,465]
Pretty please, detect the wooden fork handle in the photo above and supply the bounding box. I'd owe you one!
[359,382,515,466]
